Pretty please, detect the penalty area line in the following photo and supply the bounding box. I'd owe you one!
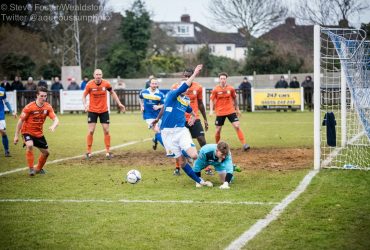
[0,198,278,206]
[225,169,319,250]
[0,138,152,177]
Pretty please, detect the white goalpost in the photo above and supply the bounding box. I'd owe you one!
[314,25,370,170]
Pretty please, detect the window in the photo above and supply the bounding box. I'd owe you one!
[226,46,232,51]
[177,26,189,34]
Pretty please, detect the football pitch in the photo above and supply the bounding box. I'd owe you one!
[1,112,369,249]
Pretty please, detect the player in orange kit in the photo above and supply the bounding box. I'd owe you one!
[82,69,125,159]
[171,68,213,175]
[209,72,250,151]
[14,87,59,176]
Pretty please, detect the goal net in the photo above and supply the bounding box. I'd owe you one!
[314,26,370,170]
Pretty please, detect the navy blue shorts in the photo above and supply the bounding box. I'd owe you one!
[215,113,239,126]
[87,111,110,124]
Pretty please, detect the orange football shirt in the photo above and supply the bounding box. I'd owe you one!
[210,85,237,116]
[83,79,112,113]
[20,102,56,137]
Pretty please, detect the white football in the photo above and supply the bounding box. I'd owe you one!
[126,169,142,184]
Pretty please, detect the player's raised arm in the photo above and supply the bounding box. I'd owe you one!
[185,64,202,87]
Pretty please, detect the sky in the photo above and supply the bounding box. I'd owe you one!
[107,0,370,34]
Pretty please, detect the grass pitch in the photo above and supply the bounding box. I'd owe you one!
[1,111,369,249]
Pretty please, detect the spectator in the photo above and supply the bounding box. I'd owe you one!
[145,75,154,89]
[275,75,288,88]
[1,77,12,91]
[67,78,80,90]
[289,76,300,112]
[301,75,314,111]
[25,77,37,91]
[24,77,37,103]
[238,77,252,112]
[11,76,24,107]
[289,76,300,88]
[51,77,64,91]
[50,77,64,112]
[80,76,89,90]
[11,76,24,91]
[275,76,288,112]
[37,77,48,89]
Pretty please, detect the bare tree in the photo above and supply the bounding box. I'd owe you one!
[295,0,369,26]
[208,0,288,36]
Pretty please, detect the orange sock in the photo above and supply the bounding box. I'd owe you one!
[215,131,221,143]
[175,159,180,169]
[36,154,48,171]
[26,150,34,168]
[236,128,246,144]
[104,134,110,153]
[87,134,93,153]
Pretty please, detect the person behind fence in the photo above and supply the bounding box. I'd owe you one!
[67,78,80,90]
[210,72,250,151]
[275,75,288,112]
[301,75,314,111]
[275,75,288,88]
[1,77,12,92]
[82,69,126,160]
[192,141,235,189]
[24,77,37,104]
[11,76,24,107]
[38,77,48,89]
[80,76,89,90]
[139,78,164,150]
[289,76,300,88]
[238,76,252,112]
[171,68,212,176]
[14,87,59,176]
[11,76,24,91]
[0,85,17,157]
[51,77,64,112]
[151,64,213,188]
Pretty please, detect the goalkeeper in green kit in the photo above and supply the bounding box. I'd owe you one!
[192,141,240,189]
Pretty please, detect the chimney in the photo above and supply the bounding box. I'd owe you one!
[339,19,349,28]
[181,14,190,23]
[285,17,295,26]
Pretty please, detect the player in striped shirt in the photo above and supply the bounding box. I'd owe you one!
[82,69,126,159]
[139,78,164,149]
[14,87,59,176]
[210,72,250,151]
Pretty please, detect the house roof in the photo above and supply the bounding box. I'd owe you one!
[260,18,314,70]
[157,21,247,47]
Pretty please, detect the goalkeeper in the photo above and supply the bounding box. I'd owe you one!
[193,141,237,189]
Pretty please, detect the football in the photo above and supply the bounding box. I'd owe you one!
[126,169,142,184]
